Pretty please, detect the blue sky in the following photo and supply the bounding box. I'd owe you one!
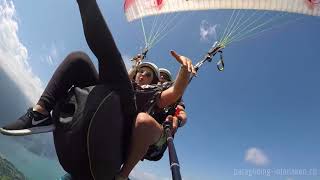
[0,0,320,179]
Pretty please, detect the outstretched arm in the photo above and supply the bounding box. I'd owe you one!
[158,51,196,108]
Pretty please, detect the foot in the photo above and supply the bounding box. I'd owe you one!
[0,108,54,136]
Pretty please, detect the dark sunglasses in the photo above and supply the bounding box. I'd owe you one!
[137,69,152,78]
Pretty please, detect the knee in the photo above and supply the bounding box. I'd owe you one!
[135,113,158,130]
[65,51,93,67]
[134,113,163,143]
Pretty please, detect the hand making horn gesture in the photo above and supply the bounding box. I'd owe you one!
[170,50,197,75]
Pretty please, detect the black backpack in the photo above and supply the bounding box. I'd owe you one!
[52,85,129,180]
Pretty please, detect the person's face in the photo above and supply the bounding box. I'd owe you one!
[135,66,154,85]
[159,72,171,84]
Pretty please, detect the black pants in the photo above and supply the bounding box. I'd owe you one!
[37,0,136,119]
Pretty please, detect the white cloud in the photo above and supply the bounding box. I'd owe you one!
[130,168,195,180]
[130,171,159,180]
[41,43,59,66]
[245,147,270,166]
[200,20,218,42]
[130,168,170,180]
[0,0,43,104]
[130,170,191,180]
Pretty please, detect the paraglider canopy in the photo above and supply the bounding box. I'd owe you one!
[124,0,320,76]
[124,0,320,50]
[125,0,320,22]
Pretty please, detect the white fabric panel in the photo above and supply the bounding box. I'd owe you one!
[125,0,320,21]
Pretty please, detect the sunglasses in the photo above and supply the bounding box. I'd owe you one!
[137,69,153,78]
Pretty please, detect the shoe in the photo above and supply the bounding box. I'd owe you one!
[0,108,54,136]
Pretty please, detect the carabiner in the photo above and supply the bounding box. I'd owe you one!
[216,51,224,71]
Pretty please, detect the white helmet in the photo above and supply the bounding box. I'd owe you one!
[159,68,173,81]
[136,62,160,83]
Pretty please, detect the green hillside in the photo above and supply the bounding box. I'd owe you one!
[0,154,26,180]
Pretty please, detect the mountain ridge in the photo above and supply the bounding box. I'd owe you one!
[0,153,27,180]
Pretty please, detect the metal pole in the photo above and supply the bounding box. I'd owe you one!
[163,121,182,180]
